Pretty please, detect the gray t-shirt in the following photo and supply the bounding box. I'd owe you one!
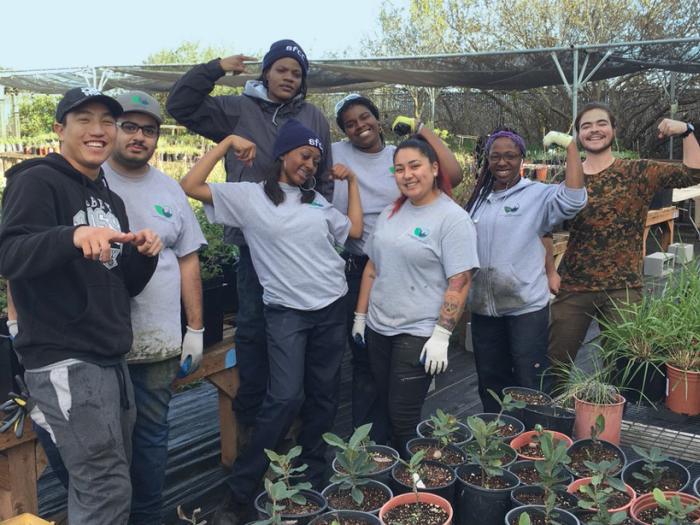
[331,141,399,256]
[103,163,206,363]
[205,182,350,311]
[366,193,480,337]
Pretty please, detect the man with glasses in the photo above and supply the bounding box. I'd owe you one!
[103,91,206,524]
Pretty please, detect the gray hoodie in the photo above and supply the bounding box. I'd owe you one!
[468,178,587,317]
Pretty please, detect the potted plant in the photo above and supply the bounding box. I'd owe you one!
[406,437,467,468]
[523,404,576,436]
[456,391,521,525]
[502,387,553,425]
[505,505,580,525]
[379,450,453,525]
[567,460,636,516]
[565,416,626,479]
[416,409,472,446]
[330,435,399,486]
[621,445,690,494]
[472,389,527,441]
[391,449,457,503]
[629,488,700,525]
[509,460,573,487]
[253,446,327,524]
[322,424,393,514]
[309,510,381,525]
[509,426,573,461]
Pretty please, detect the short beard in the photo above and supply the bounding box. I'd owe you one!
[581,136,614,155]
[112,148,152,170]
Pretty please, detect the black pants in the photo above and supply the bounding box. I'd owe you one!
[228,297,347,502]
[232,246,268,426]
[366,328,431,458]
[343,253,389,442]
[471,305,551,413]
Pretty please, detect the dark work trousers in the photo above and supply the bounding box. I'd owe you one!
[228,297,347,503]
[366,328,431,459]
[232,246,269,426]
[471,305,551,413]
[343,252,389,443]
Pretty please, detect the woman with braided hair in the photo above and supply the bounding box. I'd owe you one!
[465,128,587,412]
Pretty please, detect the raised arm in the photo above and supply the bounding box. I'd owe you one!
[658,119,700,169]
[331,164,363,239]
[417,125,463,187]
[180,134,256,204]
[543,131,584,189]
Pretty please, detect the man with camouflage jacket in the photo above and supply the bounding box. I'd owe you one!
[548,102,700,367]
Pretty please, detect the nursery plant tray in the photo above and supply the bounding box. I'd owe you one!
[620,420,700,463]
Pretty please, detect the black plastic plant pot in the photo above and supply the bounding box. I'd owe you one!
[614,357,666,406]
[455,464,520,525]
[254,489,327,525]
[510,485,579,511]
[502,387,553,424]
[358,445,399,486]
[507,460,573,487]
[309,510,381,525]
[462,441,518,469]
[565,439,627,479]
[471,413,525,441]
[621,458,691,493]
[390,459,457,505]
[522,405,576,435]
[416,418,473,446]
[504,505,580,525]
[406,437,468,468]
[321,480,393,515]
[694,476,700,498]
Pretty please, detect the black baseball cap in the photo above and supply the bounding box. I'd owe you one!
[55,87,123,123]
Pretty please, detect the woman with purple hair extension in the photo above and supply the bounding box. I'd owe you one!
[464,128,587,411]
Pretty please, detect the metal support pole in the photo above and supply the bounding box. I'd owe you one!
[669,72,677,160]
[572,48,579,135]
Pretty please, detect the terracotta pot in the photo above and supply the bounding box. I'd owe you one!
[509,430,573,461]
[535,166,548,181]
[379,491,453,525]
[573,394,626,444]
[629,491,700,525]
[666,364,700,416]
[567,477,636,513]
[321,480,393,515]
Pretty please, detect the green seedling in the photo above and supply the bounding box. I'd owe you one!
[533,424,573,524]
[651,488,700,525]
[576,459,628,525]
[630,445,671,491]
[323,423,376,505]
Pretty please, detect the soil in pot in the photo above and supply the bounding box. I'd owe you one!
[636,505,700,524]
[407,438,467,467]
[511,431,573,461]
[456,465,520,525]
[324,482,391,513]
[417,420,472,445]
[509,461,574,487]
[335,447,398,477]
[473,413,524,440]
[310,510,381,525]
[567,440,625,478]
[506,506,579,525]
[255,489,326,522]
[631,492,700,525]
[622,459,690,493]
[462,441,517,468]
[458,469,516,490]
[382,501,449,525]
[503,387,552,406]
[393,462,455,489]
[511,486,579,510]
[568,480,633,512]
[575,510,635,525]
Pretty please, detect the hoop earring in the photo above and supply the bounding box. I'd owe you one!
[301,175,317,192]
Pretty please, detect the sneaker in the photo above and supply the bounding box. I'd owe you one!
[212,494,254,525]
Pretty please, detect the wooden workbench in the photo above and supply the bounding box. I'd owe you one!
[643,206,678,258]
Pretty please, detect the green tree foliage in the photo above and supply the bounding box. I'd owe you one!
[19,95,58,136]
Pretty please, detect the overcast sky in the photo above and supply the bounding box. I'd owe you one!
[0,0,397,70]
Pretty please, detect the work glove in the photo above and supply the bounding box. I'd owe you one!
[1,375,34,438]
[352,313,367,348]
[179,326,204,378]
[392,116,420,136]
[543,131,573,148]
[419,325,451,375]
[6,320,18,339]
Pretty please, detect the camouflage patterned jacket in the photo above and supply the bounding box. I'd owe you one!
[558,158,700,292]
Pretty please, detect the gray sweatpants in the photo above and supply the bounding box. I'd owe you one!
[25,359,136,525]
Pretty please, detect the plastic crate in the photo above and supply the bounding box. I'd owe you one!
[0,514,53,525]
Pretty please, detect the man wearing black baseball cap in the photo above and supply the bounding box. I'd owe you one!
[0,86,162,524]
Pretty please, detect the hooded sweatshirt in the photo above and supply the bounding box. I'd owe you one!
[166,58,333,245]
[0,154,158,369]
[468,178,587,317]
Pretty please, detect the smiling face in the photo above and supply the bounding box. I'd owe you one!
[488,137,523,190]
[279,145,321,186]
[577,108,615,154]
[393,146,439,206]
[264,57,303,103]
[54,101,116,178]
[111,112,159,172]
[340,103,382,153]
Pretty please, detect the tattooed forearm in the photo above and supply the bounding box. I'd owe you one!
[437,271,472,332]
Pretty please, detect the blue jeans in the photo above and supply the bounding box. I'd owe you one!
[231,246,268,426]
[471,306,551,413]
[128,357,179,525]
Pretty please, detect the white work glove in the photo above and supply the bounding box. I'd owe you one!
[543,131,573,148]
[352,313,367,348]
[6,320,18,339]
[419,325,451,375]
[179,326,204,377]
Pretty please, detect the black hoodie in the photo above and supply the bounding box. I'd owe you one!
[0,153,158,369]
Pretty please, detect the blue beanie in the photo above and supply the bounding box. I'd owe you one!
[262,39,309,76]
[273,119,324,159]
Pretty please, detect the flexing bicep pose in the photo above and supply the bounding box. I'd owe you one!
[464,128,587,412]
[330,93,465,440]
[181,119,361,522]
[167,39,333,432]
[549,102,700,372]
[352,136,478,454]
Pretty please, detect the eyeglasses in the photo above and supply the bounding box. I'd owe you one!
[334,93,363,117]
[117,121,158,138]
[488,153,522,163]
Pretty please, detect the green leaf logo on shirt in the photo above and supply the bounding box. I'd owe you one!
[504,204,520,213]
[389,166,395,174]
[155,204,173,218]
[413,227,429,238]
[309,201,324,208]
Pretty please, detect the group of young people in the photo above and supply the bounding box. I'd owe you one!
[1,37,699,525]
